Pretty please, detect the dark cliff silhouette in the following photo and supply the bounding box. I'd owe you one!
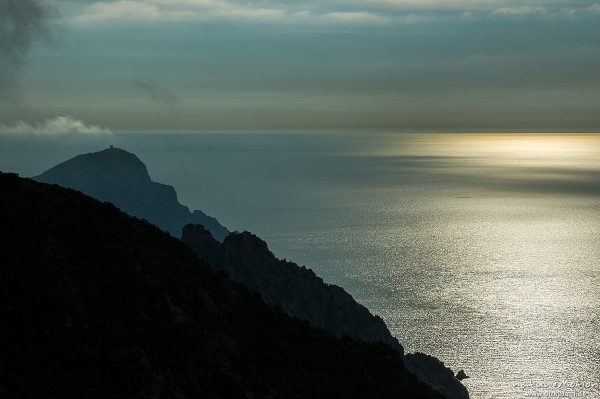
[182,224,470,399]
[182,224,403,351]
[29,148,469,399]
[405,354,471,399]
[0,172,445,399]
[34,147,229,241]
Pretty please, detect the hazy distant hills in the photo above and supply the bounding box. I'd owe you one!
[0,172,446,399]
[34,147,229,241]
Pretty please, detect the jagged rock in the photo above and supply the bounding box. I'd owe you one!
[405,353,470,399]
[34,147,229,241]
[184,225,470,399]
[456,370,469,381]
[182,224,403,353]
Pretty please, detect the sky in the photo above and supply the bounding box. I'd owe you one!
[1,0,600,133]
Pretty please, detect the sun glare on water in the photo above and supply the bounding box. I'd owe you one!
[376,133,600,169]
[455,133,600,159]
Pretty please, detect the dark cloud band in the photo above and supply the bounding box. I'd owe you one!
[0,0,52,98]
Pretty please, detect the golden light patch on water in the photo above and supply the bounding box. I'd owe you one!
[448,133,600,160]
[375,133,600,167]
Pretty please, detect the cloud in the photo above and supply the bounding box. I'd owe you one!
[0,116,112,135]
[352,0,496,10]
[354,0,600,13]
[74,1,161,23]
[72,0,287,24]
[69,0,398,24]
[0,0,53,98]
[492,6,546,16]
[134,78,178,106]
[67,0,600,25]
[562,3,600,17]
[322,11,388,23]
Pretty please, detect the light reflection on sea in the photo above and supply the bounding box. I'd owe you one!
[1,132,599,399]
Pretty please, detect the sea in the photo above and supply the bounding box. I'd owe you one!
[1,132,599,399]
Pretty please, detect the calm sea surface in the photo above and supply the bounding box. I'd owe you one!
[1,132,599,399]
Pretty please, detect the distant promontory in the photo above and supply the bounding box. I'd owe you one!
[34,146,229,241]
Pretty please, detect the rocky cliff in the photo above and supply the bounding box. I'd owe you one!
[0,172,445,399]
[182,224,402,351]
[34,147,229,241]
[183,224,470,399]
[30,148,468,399]
[405,353,470,399]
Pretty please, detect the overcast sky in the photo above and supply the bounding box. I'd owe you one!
[1,0,600,132]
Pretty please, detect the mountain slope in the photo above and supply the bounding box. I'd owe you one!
[182,224,403,351]
[0,172,444,399]
[182,226,470,399]
[34,147,229,241]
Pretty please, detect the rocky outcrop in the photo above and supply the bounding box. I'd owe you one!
[405,353,470,399]
[182,224,403,353]
[456,370,469,381]
[34,147,229,241]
